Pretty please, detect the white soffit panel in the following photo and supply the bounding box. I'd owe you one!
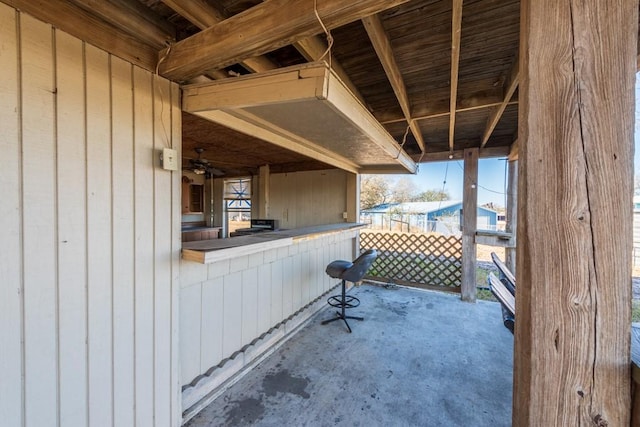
[182,62,417,174]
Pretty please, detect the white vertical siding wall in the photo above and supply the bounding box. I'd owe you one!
[0,5,181,426]
[179,231,356,387]
[269,169,348,229]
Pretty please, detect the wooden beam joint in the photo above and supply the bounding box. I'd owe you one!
[158,0,412,80]
[363,13,425,152]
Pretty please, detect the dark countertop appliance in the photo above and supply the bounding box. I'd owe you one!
[230,219,279,237]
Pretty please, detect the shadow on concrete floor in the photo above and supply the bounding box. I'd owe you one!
[186,284,514,427]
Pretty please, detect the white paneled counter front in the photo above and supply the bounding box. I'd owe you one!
[179,223,363,414]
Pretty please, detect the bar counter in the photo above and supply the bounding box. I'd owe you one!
[182,222,366,264]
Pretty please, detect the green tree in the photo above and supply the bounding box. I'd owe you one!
[360,175,390,210]
[415,189,450,202]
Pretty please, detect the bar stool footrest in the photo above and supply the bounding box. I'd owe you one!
[326,295,360,309]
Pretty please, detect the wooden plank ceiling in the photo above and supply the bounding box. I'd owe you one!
[6,0,524,176]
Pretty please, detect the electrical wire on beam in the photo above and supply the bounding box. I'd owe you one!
[395,124,411,160]
[437,161,450,211]
[154,40,174,148]
[313,0,334,65]
[454,160,507,196]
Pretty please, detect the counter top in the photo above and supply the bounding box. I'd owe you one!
[181,226,222,232]
[182,222,366,264]
[264,222,367,240]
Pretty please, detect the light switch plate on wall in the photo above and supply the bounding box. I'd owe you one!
[161,148,178,171]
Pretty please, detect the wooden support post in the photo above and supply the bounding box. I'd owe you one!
[212,178,225,235]
[204,177,214,227]
[349,173,361,257]
[346,172,359,223]
[258,165,270,219]
[461,148,478,302]
[515,1,636,425]
[505,160,517,273]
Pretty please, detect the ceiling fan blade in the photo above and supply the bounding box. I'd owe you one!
[208,167,225,177]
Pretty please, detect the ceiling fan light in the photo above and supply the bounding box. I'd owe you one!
[194,168,206,175]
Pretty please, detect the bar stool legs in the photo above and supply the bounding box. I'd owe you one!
[323,249,376,332]
[321,279,362,333]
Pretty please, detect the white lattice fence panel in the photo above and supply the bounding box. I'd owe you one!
[360,231,462,288]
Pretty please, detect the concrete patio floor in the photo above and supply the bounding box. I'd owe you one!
[186,284,514,426]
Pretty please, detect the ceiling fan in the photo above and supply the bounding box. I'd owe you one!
[184,148,225,177]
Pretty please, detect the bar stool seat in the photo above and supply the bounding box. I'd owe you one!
[321,249,377,332]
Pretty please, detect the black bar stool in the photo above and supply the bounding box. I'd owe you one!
[322,249,377,332]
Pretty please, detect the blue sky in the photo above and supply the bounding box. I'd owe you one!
[409,158,509,206]
[383,73,640,207]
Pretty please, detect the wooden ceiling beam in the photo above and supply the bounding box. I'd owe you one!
[67,0,175,49]
[378,92,510,124]
[3,0,158,71]
[204,69,229,80]
[157,0,411,80]
[480,58,519,148]
[448,0,464,152]
[162,0,364,104]
[388,101,518,124]
[411,145,510,163]
[160,0,225,29]
[161,0,278,75]
[293,36,366,105]
[362,14,425,153]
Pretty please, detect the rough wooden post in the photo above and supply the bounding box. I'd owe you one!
[505,160,517,273]
[514,1,636,425]
[461,148,478,302]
